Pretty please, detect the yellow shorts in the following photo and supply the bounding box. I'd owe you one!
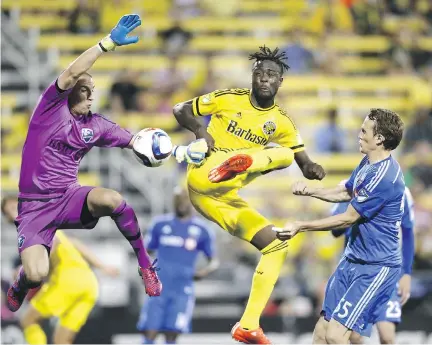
[187,148,271,242]
[31,268,98,332]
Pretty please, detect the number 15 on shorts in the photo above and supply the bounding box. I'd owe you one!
[334,298,353,319]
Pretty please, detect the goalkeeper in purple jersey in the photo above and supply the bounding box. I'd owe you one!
[7,14,207,313]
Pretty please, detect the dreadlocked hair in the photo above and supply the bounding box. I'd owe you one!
[249,46,290,73]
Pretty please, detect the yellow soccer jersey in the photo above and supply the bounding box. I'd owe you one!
[50,231,91,278]
[191,88,304,152]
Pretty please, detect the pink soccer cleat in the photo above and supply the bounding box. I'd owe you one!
[7,281,28,312]
[139,259,162,297]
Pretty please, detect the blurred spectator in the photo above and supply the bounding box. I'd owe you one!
[159,19,193,57]
[200,0,239,17]
[350,0,384,35]
[314,108,347,153]
[308,0,354,35]
[403,108,432,152]
[282,29,315,74]
[386,0,414,16]
[68,0,99,34]
[152,57,188,97]
[110,69,142,114]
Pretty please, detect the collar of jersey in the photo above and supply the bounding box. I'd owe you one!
[248,89,276,111]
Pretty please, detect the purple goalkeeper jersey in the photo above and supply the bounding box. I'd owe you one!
[18,80,133,199]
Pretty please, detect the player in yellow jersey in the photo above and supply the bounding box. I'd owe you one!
[2,196,119,344]
[172,46,326,344]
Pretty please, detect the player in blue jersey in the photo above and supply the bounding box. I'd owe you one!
[137,187,219,344]
[275,108,405,344]
[331,186,415,344]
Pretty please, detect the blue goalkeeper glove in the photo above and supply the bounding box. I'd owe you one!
[99,14,141,52]
[172,139,208,165]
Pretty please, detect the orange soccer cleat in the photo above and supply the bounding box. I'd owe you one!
[231,322,272,344]
[208,154,253,183]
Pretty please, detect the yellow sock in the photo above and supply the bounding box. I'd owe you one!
[240,239,289,330]
[24,324,47,345]
[248,147,294,173]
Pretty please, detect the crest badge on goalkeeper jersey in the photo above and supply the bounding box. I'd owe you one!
[81,128,94,143]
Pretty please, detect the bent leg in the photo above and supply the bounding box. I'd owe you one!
[86,187,151,269]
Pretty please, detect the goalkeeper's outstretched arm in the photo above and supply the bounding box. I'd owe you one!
[57,14,141,91]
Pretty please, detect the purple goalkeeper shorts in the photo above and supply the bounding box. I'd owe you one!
[15,186,98,253]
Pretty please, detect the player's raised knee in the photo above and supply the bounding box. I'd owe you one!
[88,188,124,216]
[25,262,49,283]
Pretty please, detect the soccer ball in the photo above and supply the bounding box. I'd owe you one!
[132,128,173,167]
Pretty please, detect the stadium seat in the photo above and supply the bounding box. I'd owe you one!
[116,114,179,132]
[182,16,295,33]
[37,34,160,51]
[339,57,387,74]
[58,55,205,72]
[2,0,75,11]
[326,35,390,53]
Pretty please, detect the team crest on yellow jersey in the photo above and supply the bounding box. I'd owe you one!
[262,121,277,136]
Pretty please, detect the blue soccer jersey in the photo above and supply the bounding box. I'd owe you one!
[137,214,215,334]
[146,214,215,290]
[344,155,406,267]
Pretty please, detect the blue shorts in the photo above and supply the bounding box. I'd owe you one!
[136,291,195,333]
[374,284,402,324]
[322,257,401,337]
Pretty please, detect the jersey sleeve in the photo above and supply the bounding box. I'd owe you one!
[96,115,133,148]
[145,221,161,251]
[271,114,305,153]
[401,188,415,274]
[345,156,368,194]
[191,90,222,117]
[350,169,394,220]
[198,226,216,259]
[31,79,73,123]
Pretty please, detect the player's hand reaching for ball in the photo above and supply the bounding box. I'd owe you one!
[292,181,313,196]
[172,139,208,165]
[99,14,141,52]
[195,128,215,156]
[302,162,326,180]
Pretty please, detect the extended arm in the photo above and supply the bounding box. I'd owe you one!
[58,14,141,91]
[292,181,352,203]
[57,46,103,90]
[275,204,361,240]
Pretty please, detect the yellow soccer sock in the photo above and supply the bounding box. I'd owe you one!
[240,239,289,330]
[24,324,47,345]
[248,147,294,174]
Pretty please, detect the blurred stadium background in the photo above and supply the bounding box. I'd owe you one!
[1,0,432,343]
